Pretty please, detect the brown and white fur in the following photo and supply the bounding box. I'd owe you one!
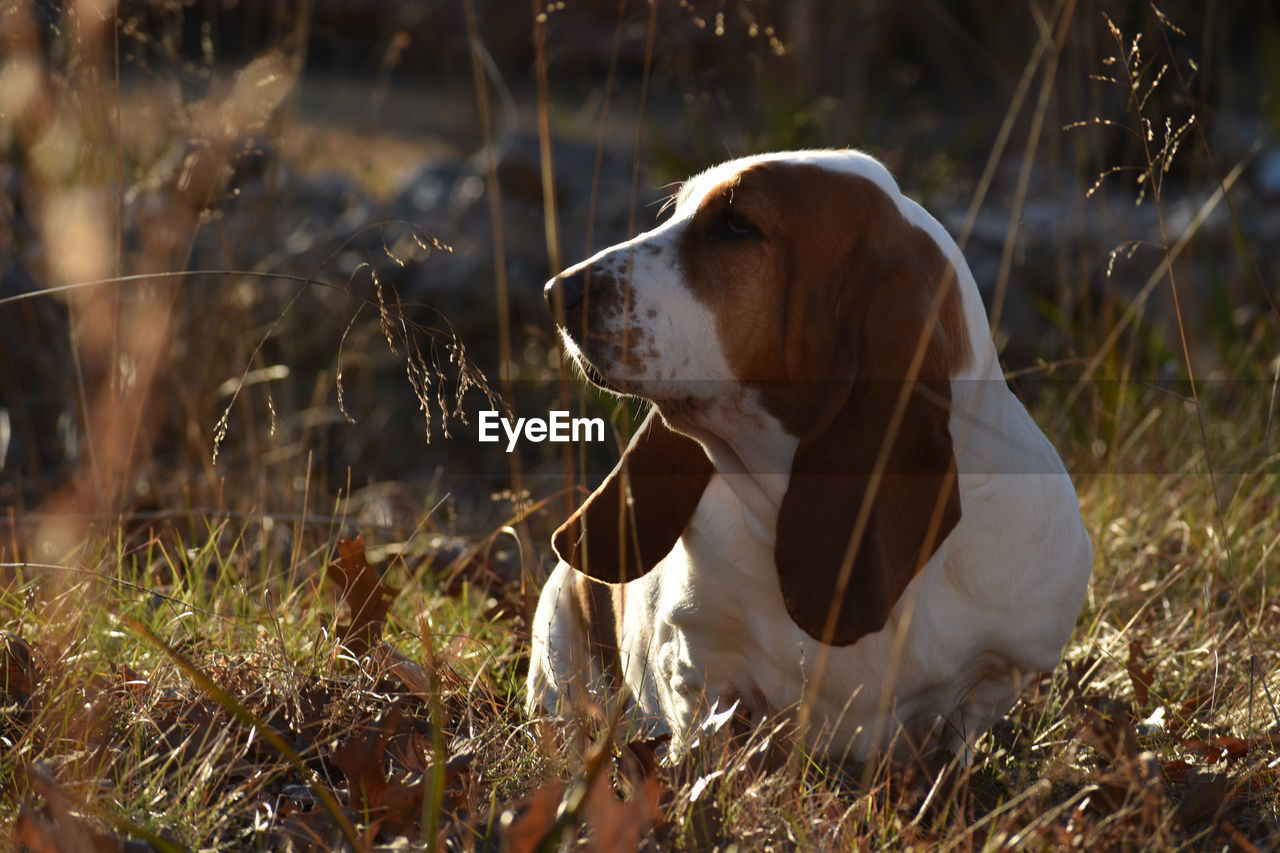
[525,150,1092,762]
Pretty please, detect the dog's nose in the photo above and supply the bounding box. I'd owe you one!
[544,268,586,315]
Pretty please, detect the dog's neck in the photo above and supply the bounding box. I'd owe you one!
[663,394,798,545]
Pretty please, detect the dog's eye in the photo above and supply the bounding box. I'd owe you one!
[710,209,759,242]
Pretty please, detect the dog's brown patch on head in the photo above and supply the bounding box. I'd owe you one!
[675,158,974,646]
[676,161,971,432]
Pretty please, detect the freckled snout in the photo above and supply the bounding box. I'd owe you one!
[544,267,587,318]
[543,243,669,398]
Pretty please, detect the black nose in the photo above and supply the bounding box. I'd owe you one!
[544,268,586,316]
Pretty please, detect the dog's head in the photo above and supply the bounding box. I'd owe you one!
[547,150,981,646]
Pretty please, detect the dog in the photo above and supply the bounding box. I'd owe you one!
[525,149,1092,761]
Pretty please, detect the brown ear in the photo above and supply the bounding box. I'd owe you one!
[775,377,961,645]
[552,408,713,583]
[770,175,971,646]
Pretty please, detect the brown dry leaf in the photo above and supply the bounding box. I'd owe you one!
[1079,696,1139,765]
[12,804,123,853]
[1162,758,1195,784]
[502,781,564,853]
[328,534,401,656]
[1175,768,1228,827]
[621,737,664,785]
[582,769,663,853]
[1181,734,1259,763]
[331,707,403,812]
[1210,735,1253,760]
[277,806,370,853]
[372,779,425,838]
[14,764,147,853]
[1064,655,1100,695]
[2,631,36,700]
[395,729,437,775]
[329,706,470,838]
[1126,640,1155,707]
[367,642,435,703]
[1177,690,1215,720]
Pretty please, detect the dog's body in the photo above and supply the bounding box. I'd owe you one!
[526,150,1092,760]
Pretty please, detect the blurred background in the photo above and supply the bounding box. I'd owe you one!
[1,0,1277,551]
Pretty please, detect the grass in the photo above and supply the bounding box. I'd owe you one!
[3,1,1280,850]
[2,432,1278,850]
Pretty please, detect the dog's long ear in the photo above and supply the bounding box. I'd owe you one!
[773,213,969,647]
[775,378,960,645]
[553,409,713,583]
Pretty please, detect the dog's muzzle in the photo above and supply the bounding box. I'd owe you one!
[544,268,587,321]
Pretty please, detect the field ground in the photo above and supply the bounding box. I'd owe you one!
[3,1,1280,850]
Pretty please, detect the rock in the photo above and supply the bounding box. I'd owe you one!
[385,128,665,357]
[1257,147,1280,198]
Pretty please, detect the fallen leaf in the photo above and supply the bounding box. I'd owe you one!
[1064,655,1101,696]
[1162,758,1195,784]
[373,778,426,838]
[367,642,435,703]
[1175,768,1227,827]
[501,781,564,853]
[1126,640,1155,707]
[1211,735,1252,760]
[15,763,151,853]
[1178,690,1215,719]
[2,631,36,700]
[621,737,663,784]
[331,707,403,812]
[1181,734,1261,763]
[276,805,368,853]
[330,706,472,839]
[1079,696,1138,765]
[582,768,663,852]
[13,803,114,853]
[328,534,401,656]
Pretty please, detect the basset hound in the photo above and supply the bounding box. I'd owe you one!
[525,150,1092,761]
